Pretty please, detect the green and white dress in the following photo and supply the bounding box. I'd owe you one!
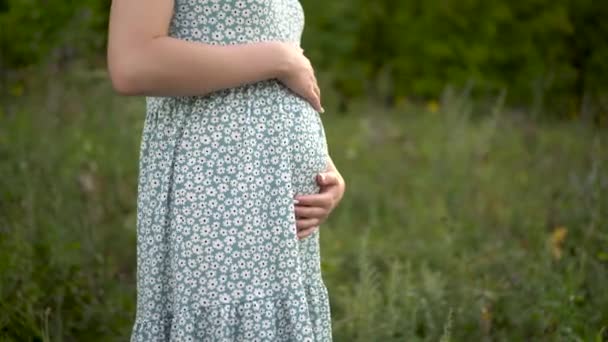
[130,0,332,341]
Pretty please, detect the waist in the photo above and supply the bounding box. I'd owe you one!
[146,79,316,115]
[192,79,287,106]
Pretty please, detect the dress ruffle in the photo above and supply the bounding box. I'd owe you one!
[130,280,331,342]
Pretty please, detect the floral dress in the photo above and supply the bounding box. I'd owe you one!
[130,0,332,341]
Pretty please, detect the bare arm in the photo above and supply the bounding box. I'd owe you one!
[107,0,292,97]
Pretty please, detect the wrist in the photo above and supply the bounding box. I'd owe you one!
[268,41,292,79]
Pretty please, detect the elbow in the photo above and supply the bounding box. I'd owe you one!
[109,70,136,96]
[107,44,149,95]
[108,60,142,96]
[108,37,167,95]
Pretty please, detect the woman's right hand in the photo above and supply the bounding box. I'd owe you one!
[276,43,324,113]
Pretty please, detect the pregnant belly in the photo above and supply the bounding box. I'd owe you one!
[241,80,328,196]
[276,86,329,196]
[181,79,328,197]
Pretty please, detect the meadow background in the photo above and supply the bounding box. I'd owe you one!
[1,0,607,341]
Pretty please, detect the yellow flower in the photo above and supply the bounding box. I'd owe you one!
[426,100,439,113]
[549,226,568,260]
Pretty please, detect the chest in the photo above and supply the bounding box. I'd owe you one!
[171,0,305,44]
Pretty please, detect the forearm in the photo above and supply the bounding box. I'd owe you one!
[108,38,288,96]
[107,0,291,97]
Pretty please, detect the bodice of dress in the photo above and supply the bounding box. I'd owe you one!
[171,0,305,45]
[146,0,315,123]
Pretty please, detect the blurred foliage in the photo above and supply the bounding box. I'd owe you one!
[301,0,608,118]
[0,0,108,68]
[0,0,607,116]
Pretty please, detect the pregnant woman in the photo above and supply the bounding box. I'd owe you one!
[107,0,345,340]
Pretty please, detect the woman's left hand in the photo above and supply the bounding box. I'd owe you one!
[293,163,345,239]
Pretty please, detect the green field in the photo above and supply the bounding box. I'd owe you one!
[1,69,607,341]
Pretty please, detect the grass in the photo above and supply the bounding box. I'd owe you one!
[1,68,607,341]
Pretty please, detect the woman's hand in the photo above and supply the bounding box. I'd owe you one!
[277,43,324,113]
[293,158,345,239]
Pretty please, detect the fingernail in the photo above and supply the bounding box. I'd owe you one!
[293,199,299,204]
[320,107,325,113]
[318,174,326,183]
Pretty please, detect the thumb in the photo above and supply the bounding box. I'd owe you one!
[317,172,338,186]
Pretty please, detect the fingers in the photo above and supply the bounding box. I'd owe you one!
[297,225,318,239]
[314,83,321,101]
[278,49,323,113]
[296,217,320,230]
[311,73,323,113]
[294,192,334,208]
[294,205,326,219]
[313,84,322,112]
[306,86,322,113]
[303,57,322,112]
[316,172,339,186]
[304,76,322,113]
[311,72,319,94]
[294,199,329,238]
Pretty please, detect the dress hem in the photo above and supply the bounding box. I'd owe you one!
[130,280,331,342]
